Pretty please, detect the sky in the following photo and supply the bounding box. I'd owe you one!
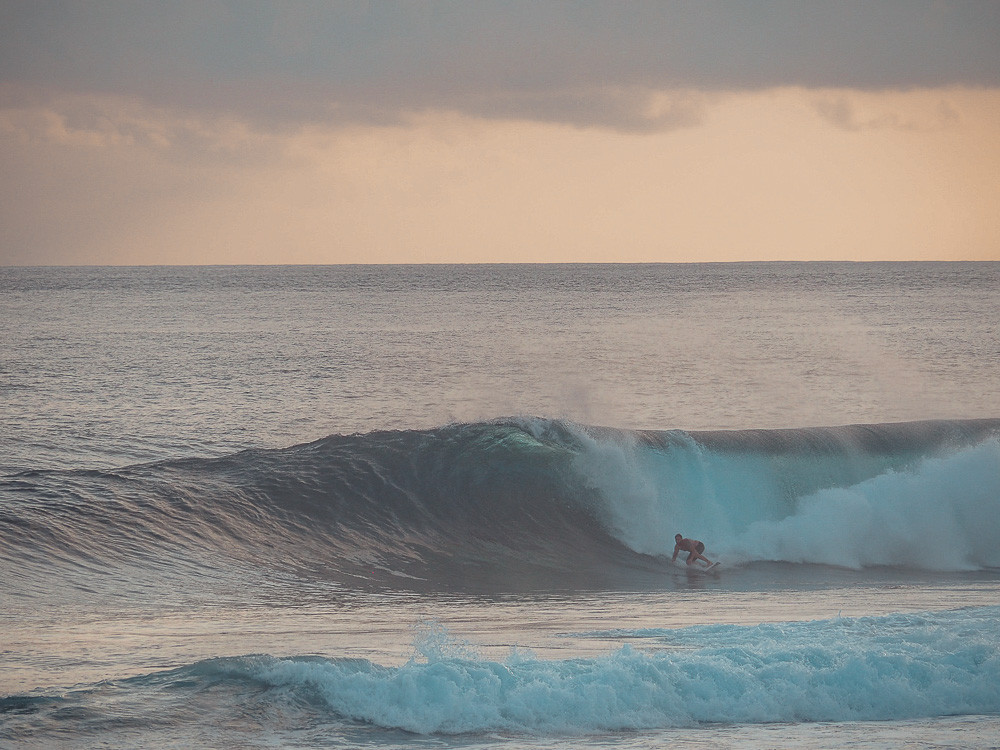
[1,0,999,265]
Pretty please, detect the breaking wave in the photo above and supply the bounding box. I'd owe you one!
[1,418,999,592]
[5,607,999,736]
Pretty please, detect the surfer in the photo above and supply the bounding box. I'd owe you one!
[672,534,714,567]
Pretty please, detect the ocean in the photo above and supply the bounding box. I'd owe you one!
[1,262,999,749]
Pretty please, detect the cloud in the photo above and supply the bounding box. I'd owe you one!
[2,1,999,132]
[443,87,711,133]
[0,86,286,166]
[813,92,963,132]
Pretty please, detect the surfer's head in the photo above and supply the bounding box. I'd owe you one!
[675,533,683,542]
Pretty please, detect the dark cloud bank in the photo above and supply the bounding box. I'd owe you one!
[2,0,999,131]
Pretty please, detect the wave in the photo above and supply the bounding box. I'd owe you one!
[4,607,999,737]
[2,418,999,591]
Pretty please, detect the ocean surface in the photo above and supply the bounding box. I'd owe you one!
[2,262,999,749]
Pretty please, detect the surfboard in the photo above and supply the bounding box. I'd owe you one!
[671,560,720,573]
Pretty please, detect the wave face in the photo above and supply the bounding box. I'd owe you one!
[2,418,999,591]
[5,608,999,738]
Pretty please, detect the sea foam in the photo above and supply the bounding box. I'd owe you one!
[203,607,1000,734]
[571,422,1000,571]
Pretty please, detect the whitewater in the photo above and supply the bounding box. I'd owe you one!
[2,263,999,749]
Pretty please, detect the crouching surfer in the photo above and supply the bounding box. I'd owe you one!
[672,533,715,567]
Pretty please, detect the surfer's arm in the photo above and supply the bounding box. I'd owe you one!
[671,544,680,561]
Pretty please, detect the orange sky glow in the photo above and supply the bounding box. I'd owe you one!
[2,3,998,265]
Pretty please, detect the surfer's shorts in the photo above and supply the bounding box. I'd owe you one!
[695,542,705,554]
